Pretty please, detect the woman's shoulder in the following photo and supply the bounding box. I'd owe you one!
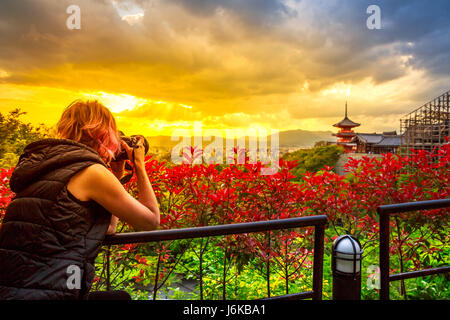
[67,163,114,202]
[69,163,110,187]
[76,163,121,191]
[79,163,111,179]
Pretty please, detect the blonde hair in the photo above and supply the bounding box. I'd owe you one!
[57,99,121,162]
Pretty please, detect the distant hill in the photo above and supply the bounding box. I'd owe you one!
[278,129,336,147]
[146,129,336,148]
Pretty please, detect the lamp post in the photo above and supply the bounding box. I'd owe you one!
[332,235,363,300]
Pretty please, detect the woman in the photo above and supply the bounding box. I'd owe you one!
[0,100,160,299]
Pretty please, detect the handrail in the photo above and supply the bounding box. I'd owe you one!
[378,199,450,300]
[104,216,327,245]
[102,215,327,300]
[377,199,450,214]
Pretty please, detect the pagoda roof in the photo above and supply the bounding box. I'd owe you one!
[333,117,360,128]
[333,102,360,128]
[336,142,357,146]
[332,131,357,137]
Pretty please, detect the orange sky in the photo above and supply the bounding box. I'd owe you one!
[0,0,449,137]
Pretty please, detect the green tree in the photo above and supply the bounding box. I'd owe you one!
[0,109,51,168]
[282,145,344,178]
[314,140,331,148]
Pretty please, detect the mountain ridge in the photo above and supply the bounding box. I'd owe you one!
[144,129,336,148]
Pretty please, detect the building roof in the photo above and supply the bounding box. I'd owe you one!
[333,102,360,128]
[337,142,357,146]
[353,133,384,144]
[333,131,357,137]
[333,117,361,128]
[376,136,404,147]
[352,133,403,147]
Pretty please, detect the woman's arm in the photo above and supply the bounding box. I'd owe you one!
[134,162,160,221]
[68,139,160,232]
[106,161,125,234]
[82,164,160,231]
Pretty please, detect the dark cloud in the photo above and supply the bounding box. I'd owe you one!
[166,0,294,23]
[0,0,449,123]
[296,0,450,80]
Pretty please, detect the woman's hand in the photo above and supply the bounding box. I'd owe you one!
[131,136,146,169]
[110,139,139,179]
[106,215,119,235]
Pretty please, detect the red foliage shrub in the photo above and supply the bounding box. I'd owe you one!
[0,142,448,286]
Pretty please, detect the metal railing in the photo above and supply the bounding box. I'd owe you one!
[378,199,450,300]
[103,215,327,300]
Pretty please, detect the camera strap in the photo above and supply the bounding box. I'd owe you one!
[119,161,134,185]
[119,148,138,184]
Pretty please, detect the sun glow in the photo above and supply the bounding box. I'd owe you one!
[0,69,9,78]
[80,91,148,113]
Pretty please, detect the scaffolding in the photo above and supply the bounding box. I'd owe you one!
[400,90,450,155]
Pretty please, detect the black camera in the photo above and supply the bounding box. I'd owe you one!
[114,133,150,161]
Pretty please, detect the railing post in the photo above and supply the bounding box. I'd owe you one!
[379,207,390,300]
[331,235,363,300]
[106,245,111,291]
[312,224,325,300]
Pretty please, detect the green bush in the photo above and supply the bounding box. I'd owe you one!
[0,109,51,167]
[282,145,344,178]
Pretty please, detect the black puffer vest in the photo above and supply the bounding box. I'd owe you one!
[0,139,111,300]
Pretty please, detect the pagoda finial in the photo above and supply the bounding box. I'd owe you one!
[333,101,360,128]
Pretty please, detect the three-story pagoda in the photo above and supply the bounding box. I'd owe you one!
[333,102,360,153]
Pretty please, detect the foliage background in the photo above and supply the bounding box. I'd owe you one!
[0,109,51,168]
[0,109,448,300]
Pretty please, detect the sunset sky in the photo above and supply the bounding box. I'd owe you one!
[0,0,449,136]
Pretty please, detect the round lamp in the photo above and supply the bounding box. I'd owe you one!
[332,235,363,277]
